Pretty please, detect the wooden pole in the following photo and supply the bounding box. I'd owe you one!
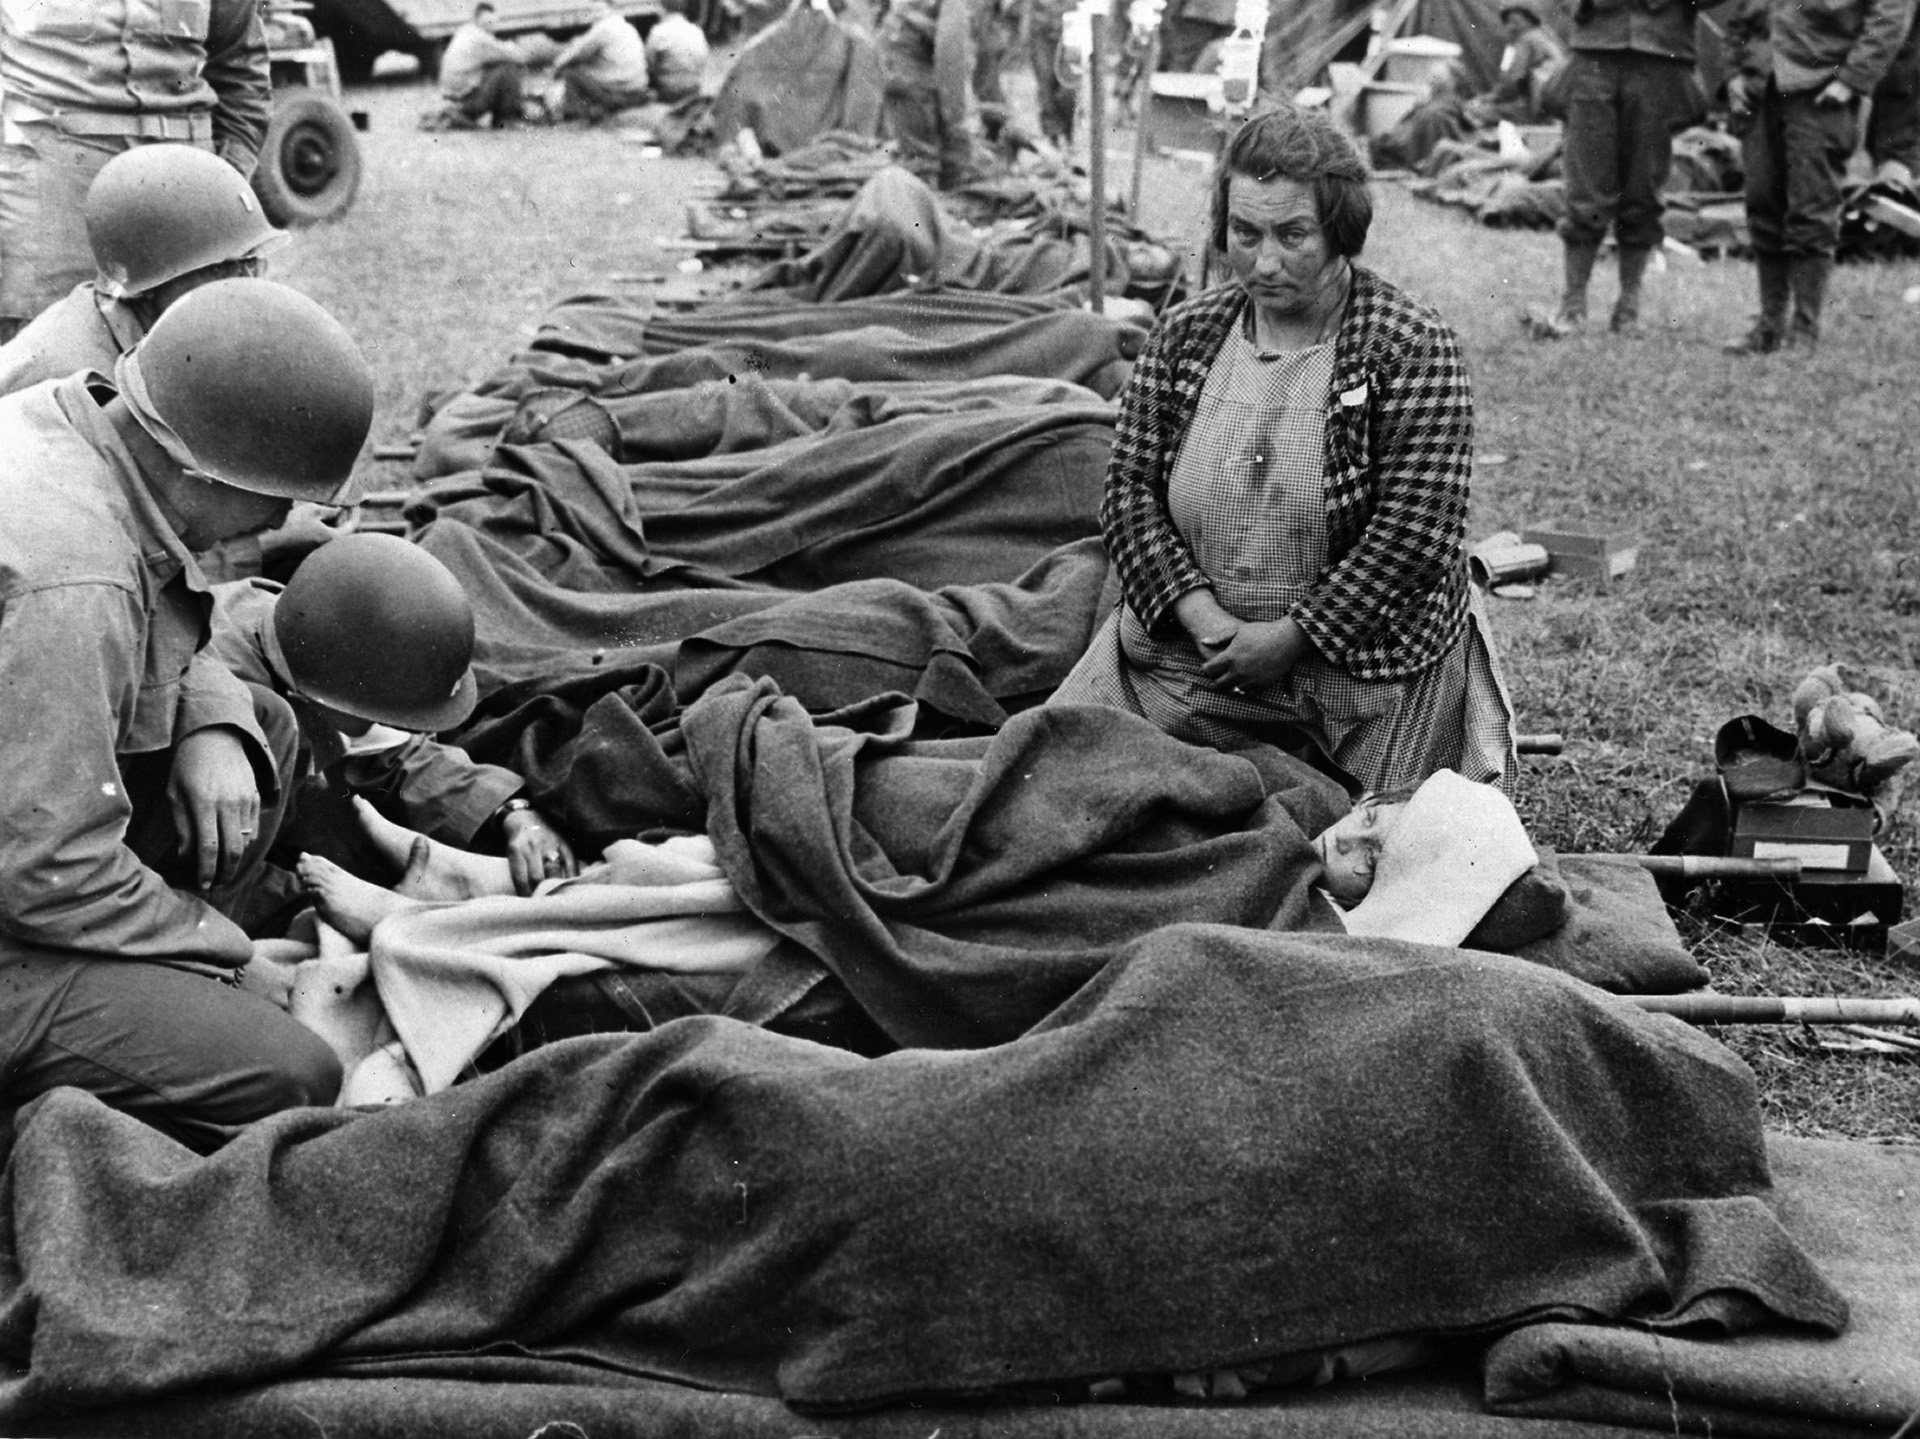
[1087,11,1108,315]
[1128,29,1159,221]
[1625,854,1801,880]
[1628,994,1920,1026]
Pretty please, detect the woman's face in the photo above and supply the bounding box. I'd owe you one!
[1222,173,1344,321]
[1312,798,1408,905]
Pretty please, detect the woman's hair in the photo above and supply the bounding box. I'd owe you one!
[1209,105,1373,259]
[1355,785,1419,812]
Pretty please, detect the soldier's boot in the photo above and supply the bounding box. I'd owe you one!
[1523,240,1599,338]
[1723,253,1792,354]
[1610,245,1653,334]
[1786,254,1833,349]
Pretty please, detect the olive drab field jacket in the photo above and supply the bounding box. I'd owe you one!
[0,0,271,171]
[0,374,270,966]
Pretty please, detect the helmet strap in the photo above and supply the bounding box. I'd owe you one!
[113,346,211,479]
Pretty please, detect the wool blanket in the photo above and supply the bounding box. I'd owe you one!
[0,924,1845,1425]
[513,290,1136,387]
[1486,1135,1920,1434]
[423,518,1116,719]
[743,163,1138,302]
[681,678,1351,1047]
[416,371,1105,479]
[410,402,1113,596]
[526,286,1068,367]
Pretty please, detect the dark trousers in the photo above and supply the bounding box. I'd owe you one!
[0,686,342,1154]
[1869,24,1920,170]
[1027,12,1077,143]
[1743,82,1858,257]
[455,62,527,127]
[1560,50,1702,249]
[560,70,648,120]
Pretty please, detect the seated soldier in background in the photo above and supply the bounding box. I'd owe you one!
[644,0,711,102]
[1367,62,1477,169]
[1477,2,1569,123]
[553,0,652,121]
[438,0,532,129]
[209,533,579,907]
[0,144,286,396]
[0,277,374,1151]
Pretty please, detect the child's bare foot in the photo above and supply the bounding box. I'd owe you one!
[297,851,424,943]
[350,796,515,901]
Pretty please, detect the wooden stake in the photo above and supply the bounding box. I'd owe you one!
[1129,30,1160,221]
[1629,994,1920,1027]
[1087,11,1108,316]
[1626,854,1802,880]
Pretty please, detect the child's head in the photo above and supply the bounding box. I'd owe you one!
[1312,786,1417,904]
[272,533,479,735]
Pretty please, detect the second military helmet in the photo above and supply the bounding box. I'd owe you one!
[86,143,289,299]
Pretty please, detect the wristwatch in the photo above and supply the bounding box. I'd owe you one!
[496,796,536,826]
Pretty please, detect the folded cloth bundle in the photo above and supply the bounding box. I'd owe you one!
[1339,769,1537,947]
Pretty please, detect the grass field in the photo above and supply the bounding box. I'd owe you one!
[283,73,1920,1139]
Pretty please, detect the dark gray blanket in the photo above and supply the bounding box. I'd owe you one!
[1487,1136,1920,1435]
[683,678,1351,1048]
[417,372,1104,480]
[0,925,1845,1424]
[410,403,1113,597]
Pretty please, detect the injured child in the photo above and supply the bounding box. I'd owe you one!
[276,755,1632,1105]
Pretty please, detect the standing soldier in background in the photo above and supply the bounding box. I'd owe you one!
[1527,0,1704,338]
[1723,0,1913,350]
[879,0,986,186]
[1866,13,1920,186]
[1026,0,1080,145]
[0,0,270,342]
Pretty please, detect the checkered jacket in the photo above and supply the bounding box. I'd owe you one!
[1101,267,1473,683]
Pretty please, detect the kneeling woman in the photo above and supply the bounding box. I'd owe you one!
[1051,104,1515,792]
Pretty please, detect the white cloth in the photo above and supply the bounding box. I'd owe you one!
[284,835,781,1102]
[1338,768,1535,947]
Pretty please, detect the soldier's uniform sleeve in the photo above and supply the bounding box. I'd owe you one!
[335,736,524,846]
[205,0,273,174]
[0,583,252,963]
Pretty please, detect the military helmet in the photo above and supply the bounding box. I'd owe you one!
[134,278,375,502]
[273,533,480,732]
[85,143,288,299]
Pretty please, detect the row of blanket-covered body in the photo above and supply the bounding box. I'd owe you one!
[405,192,1149,731]
[0,144,1910,1439]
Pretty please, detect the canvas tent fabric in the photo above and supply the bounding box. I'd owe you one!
[710,2,884,154]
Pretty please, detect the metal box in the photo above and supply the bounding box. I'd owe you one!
[1729,795,1875,875]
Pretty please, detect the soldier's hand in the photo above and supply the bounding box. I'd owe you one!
[1815,78,1854,106]
[168,727,262,889]
[1725,74,1752,115]
[501,806,579,896]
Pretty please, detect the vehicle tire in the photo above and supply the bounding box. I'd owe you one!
[252,90,363,227]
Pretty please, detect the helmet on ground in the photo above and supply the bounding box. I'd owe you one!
[134,278,375,502]
[85,144,289,299]
[273,533,480,732]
